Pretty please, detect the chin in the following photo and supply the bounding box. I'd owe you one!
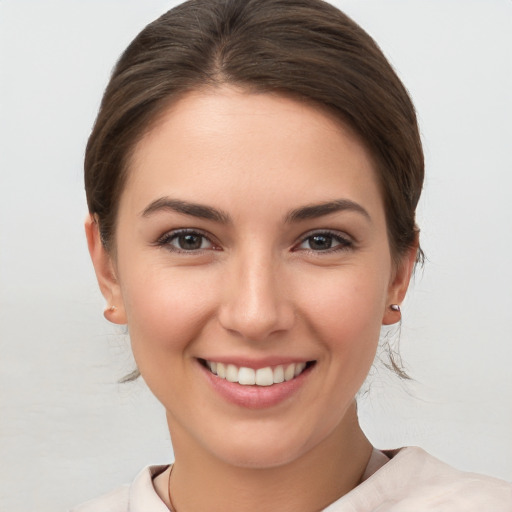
[202,418,337,470]
[215,442,305,469]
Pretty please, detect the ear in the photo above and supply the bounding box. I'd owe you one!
[382,242,418,325]
[85,214,127,324]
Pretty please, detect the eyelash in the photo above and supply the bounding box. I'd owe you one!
[293,230,354,254]
[156,229,353,254]
[156,229,218,254]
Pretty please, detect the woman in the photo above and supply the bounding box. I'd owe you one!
[75,0,511,510]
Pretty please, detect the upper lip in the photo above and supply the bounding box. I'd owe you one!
[197,356,315,370]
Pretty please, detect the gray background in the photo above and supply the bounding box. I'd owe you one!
[1,1,511,510]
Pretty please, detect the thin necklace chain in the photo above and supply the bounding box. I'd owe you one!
[167,463,178,512]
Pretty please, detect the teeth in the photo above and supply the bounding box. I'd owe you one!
[217,362,226,379]
[226,364,238,383]
[238,367,256,385]
[255,367,273,386]
[205,361,309,386]
[273,365,284,384]
[294,362,306,376]
[284,364,295,381]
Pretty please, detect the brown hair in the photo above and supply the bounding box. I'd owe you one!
[85,0,423,259]
[85,0,424,380]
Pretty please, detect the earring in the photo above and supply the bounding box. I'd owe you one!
[103,305,117,321]
[383,304,401,326]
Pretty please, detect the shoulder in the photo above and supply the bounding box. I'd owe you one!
[70,465,169,512]
[373,447,511,511]
[70,485,129,512]
[326,447,512,511]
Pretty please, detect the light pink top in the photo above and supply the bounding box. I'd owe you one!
[71,447,512,511]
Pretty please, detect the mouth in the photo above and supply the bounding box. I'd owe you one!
[199,359,316,386]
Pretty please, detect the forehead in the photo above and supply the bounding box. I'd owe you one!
[123,88,383,220]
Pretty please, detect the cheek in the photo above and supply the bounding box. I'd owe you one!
[295,264,388,362]
[119,265,224,411]
[120,265,218,361]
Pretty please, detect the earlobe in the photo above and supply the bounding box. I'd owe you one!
[85,215,127,325]
[382,244,418,325]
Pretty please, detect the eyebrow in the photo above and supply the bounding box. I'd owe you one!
[285,199,371,223]
[141,198,231,224]
[141,197,370,224]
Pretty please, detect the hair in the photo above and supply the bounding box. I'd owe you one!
[85,0,424,381]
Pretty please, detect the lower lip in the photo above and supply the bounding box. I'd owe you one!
[198,361,313,409]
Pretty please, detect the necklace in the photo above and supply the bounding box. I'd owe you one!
[167,463,178,512]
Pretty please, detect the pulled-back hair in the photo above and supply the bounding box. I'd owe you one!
[85,0,424,381]
[85,0,423,263]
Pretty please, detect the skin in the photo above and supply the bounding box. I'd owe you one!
[86,88,416,511]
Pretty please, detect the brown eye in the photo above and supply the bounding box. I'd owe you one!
[308,234,334,251]
[175,234,204,250]
[296,231,353,252]
[158,230,215,252]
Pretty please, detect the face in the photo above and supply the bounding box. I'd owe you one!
[89,88,413,469]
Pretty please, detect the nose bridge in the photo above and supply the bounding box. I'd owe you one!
[219,244,293,340]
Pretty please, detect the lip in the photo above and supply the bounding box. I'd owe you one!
[199,356,311,369]
[197,358,315,409]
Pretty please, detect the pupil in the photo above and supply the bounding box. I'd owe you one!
[179,234,202,250]
[310,235,332,250]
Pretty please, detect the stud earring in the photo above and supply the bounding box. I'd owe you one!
[104,304,117,321]
[390,304,401,312]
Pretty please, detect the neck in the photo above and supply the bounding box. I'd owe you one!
[154,401,372,512]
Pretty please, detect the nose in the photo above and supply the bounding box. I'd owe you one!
[218,250,295,342]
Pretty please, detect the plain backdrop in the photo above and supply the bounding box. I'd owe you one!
[1,1,511,510]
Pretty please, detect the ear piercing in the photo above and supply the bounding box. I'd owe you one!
[383,304,402,326]
[104,304,117,321]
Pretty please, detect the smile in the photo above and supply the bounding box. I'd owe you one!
[201,360,314,386]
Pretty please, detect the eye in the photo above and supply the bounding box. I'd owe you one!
[296,231,352,252]
[157,229,216,252]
